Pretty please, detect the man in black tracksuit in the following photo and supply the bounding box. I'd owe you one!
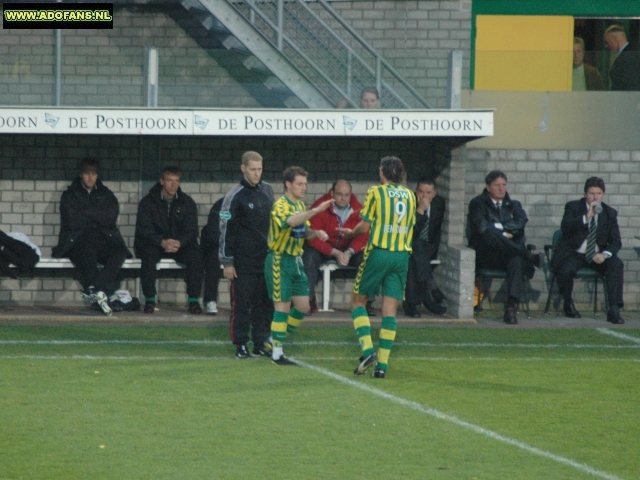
[52,157,131,315]
[219,151,275,359]
[134,166,203,314]
[201,197,224,315]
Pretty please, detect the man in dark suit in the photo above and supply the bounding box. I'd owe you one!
[604,25,640,91]
[550,177,624,324]
[404,177,446,317]
[467,171,541,325]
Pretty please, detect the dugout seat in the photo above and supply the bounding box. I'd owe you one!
[543,229,608,315]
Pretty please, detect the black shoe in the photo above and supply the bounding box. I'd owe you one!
[354,352,377,375]
[424,300,447,315]
[430,288,447,304]
[252,341,273,357]
[563,301,581,319]
[365,301,377,317]
[271,355,297,366]
[108,299,125,313]
[474,304,483,314]
[373,368,386,379]
[144,302,156,314]
[528,253,541,269]
[235,344,253,359]
[403,303,421,318]
[188,302,202,314]
[309,294,318,315]
[503,306,518,324]
[607,306,625,325]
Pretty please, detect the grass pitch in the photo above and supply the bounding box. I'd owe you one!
[1,324,638,479]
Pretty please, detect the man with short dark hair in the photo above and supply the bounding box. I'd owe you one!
[53,156,131,316]
[135,166,203,314]
[403,177,446,317]
[265,166,333,366]
[467,170,540,325]
[219,151,275,359]
[302,179,373,315]
[550,177,624,324]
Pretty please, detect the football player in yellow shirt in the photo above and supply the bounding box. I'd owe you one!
[265,166,334,365]
[340,156,416,378]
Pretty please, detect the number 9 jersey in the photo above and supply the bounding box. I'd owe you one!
[360,183,416,252]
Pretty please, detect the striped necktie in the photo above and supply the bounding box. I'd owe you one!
[585,216,597,262]
[419,216,429,241]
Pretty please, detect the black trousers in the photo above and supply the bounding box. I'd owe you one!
[302,247,364,299]
[555,252,624,307]
[137,243,203,300]
[67,229,127,294]
[405,244,436,305]
[475,230,532,302]
[202,245,222,303]
[229,272,273,346]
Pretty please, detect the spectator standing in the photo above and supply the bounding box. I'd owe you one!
[134,166,203,314]
[52,157,131,316]
[572,37,605,91]
[604,25,640,91]
[359,87,380,109]
[219,151,276,358]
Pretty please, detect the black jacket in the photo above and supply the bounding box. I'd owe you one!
[52,177,131,258]
[610,47,640,91]
[201,197,224,252]
[134,182,199,252]
[0,231,40,278]
[219,179,275,274]
[467,190,528,249]
[550,199,621,272]
[412,194,445,260]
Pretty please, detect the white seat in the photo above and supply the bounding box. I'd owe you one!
[318,259,441,312]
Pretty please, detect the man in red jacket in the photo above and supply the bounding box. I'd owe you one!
[302,180,375,314]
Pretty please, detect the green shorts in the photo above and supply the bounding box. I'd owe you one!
[353,248,409,301]
[264,251,309,302]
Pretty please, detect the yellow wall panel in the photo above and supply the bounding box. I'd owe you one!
[475,15,574,91]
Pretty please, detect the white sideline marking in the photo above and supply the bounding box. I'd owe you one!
[0,355,638,364]
[597,328,640,344]
[0,355,230,361]
[0,339,638,349]
[296,360,625,480]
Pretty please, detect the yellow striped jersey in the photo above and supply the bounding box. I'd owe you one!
[268,195,309,256]
[360,183,416,252]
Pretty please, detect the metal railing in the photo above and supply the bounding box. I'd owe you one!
[226,0,433,109]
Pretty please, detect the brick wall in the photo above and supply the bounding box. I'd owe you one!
[0,4,260,108]
[466,148,640,311]
[320,0,472,108]
[0,1,470,109]
[0,133,453,307]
